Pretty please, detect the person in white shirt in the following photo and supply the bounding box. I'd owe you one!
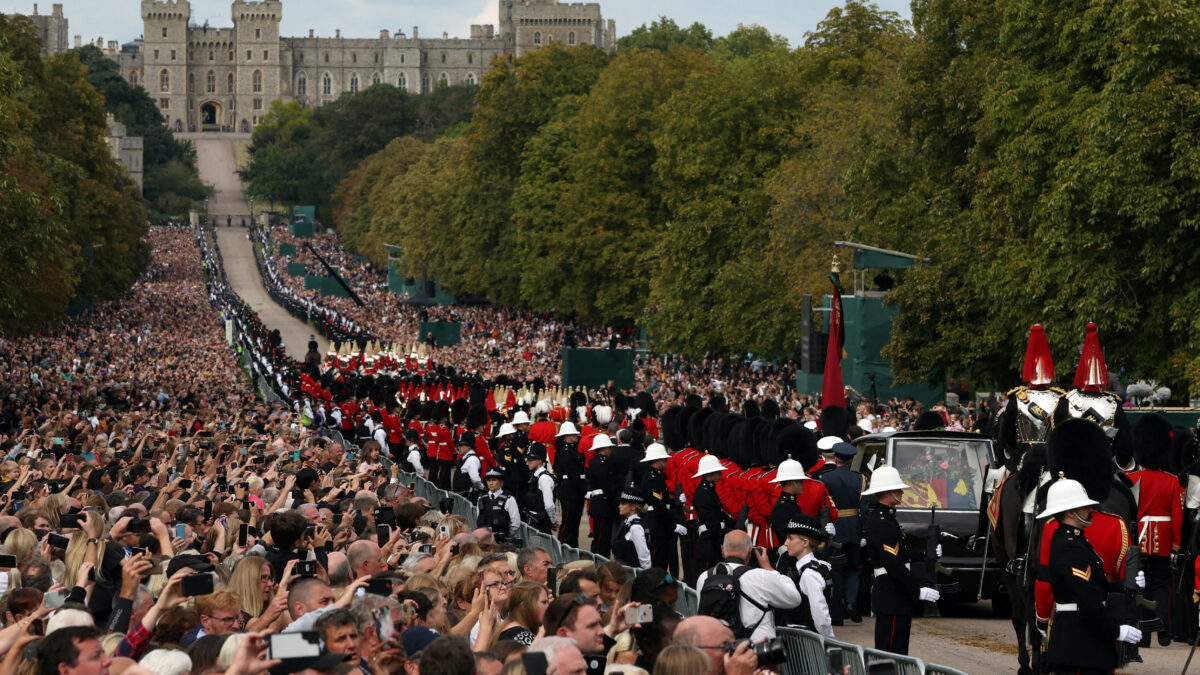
[695,529,802,643]
[780,515,835,638]
[613,489,652,570]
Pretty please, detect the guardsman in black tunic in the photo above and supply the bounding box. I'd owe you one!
[496,423,526,499]
[554,421,586,548]
[820,442,869,624]
[862,466,939,655]
[1039,475,1143,674]
[640,443,684,574]
[770,459,810,545]
[587,434,617,557]
[693,454,732,574]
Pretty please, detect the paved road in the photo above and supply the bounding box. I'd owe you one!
[194,135,328,359]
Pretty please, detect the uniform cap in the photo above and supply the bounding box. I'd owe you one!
[770,458,810,483]
[527,443,547,461]
[1037,474,1098,519]
[803,420,818,431]
[832,442,858,458]
[861,466,910,495]
[641,443,670,463]
[497,423,516,438]
[591,434,614,450]
[485,467,505,480]
[692,454,726,479]
[556,421,581,437]
[618,488,645,504]
[817,436,840,451]
[511,411,531,425]
[783,513,828,541]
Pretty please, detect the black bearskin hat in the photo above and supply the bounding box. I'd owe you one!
[765,418,795,466]
[635,392,656,417]
[435,400,450,422]
[1048,418,1114,503]
[661,406,686,451]
[819,406,852,440]
[742,399,761,420]
[739,417,765,467]
[421,401,436,420]
[450,398,470,425]
[778,423,819,470]
[913,411,946,431]
[688,408,714,450]
[1133,412,1173,471]
[466,405,489,431]
[469,384,488,407]
[703,412,726,456]
[717,414,743,462]
[709,393,727,413]
[570,390,588,410]
[727,419,747,467]
[1175,426,1198,476]
[684,394,703,408]
[760,398,781,421]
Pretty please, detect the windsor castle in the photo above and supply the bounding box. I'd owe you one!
[24,0,614,133]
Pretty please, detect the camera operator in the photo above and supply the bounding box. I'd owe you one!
[672,616,757,675]
[695,530,801,643]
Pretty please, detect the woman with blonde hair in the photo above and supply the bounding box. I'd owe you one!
[651,645,710,675]
[3,529,38,569]
[227,555,273,619]
[40,494,66,530]
[491,581,549,647]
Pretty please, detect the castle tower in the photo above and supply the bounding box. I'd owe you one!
[140,0,190,130]
[231,0,281,130]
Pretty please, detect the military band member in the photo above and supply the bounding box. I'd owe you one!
[1038,475,1143,673]
[862,466,940,655]
[555,421,586,548]
[641,442,686,574]
[477,467,520,542]
[1129,413,1184,646]
[587,434,617,557]
[694,454,733,575]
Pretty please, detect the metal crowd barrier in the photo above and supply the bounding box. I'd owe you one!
[863,647,926,675]
[778,628,964,675]
[923,665,969,675]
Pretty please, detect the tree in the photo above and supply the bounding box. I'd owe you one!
[616,17,714,53]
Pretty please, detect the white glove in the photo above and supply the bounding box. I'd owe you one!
[825,522,836,535]
[1036,625,1046,639]
[918,587,940,602]
[1135,570,1145,589]
[936,544,943,558]
[679,493,687,504]
[674,524,688,537]
[1117,625,1143,644]
[860,538,868,548]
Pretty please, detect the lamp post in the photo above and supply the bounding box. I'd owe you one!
[203,198,209,228]
[248,197,254,228]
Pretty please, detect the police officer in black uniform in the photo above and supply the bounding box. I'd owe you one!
[523,443,556,533]
[862,466,940,655]
[693,454,732,575]
[613,488,652,569]
[587,433,617,557]
[452,434,485,500]
[820,442,869,623]
[1039,474,1143,674]
[554,422,586,548]
[477,467,520,542]
[639,443,685,574]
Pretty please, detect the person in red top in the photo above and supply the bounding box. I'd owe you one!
[1129,413,1184,646]
[528,403,558,463]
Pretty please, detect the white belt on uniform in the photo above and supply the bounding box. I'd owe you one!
[587,489,603,498]
[873,563,911,576]
[1139,515,1171,543]
[1055,601,1104,612]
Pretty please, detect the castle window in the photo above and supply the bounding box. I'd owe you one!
[421,75,430,94]
[323,72,331,95]
[264,50,269,60]
[297,72,307,95]
[534,32,541,45]
[468,53,473,64]
[159,97,169,109]
[207,70,216,93]
[466,72,476,85]
[422,52,427,64]
[255,28,261,39]
[349,73,359,92]
[439,72,448,87]
[129,70,138,86]
[229,51,234,60]
[400,54,405,63]
[548,34,553,43]
[153,49,159,59]
[441,53,446,63]
[299,53,304,63]
[162,27,167,38]
[324,53,329,63]
[247,50,252,61]
[352,53,357,64]
[187,72,194,92]
[228,73,235,92]
[372,72,381,86]
[209,50,214,60]
[160,69,170,92]
[568,31,575,45]
[398,73,406,91]
[253,98,262,110]
[252,70,262,93]
[374,52,379,63]
[171,49,176,60]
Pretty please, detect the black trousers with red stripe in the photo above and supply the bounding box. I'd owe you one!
[873,613,912,655]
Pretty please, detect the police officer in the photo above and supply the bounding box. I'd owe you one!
[613,489,652,569]
[587,434,617,557]
[452,434,484,498]
[477,467,521,542]
[1038,475,1143,672]
[820,442,869,623]
[777,514,835,638]
[641,442,687,574]
[523,443,557,533]
[554,421,586,548]
[693,454,733,576]
[862,466,940,655]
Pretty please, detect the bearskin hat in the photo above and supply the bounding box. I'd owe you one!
[688,408,714,450]
[421,401,436,420]
[677,406,700,448]
[739,418,765,467]
[570,390,588,410]
[450,398,470,425]
[615,393,629,412]
[742,399,761,420]
[1111,407,1134,468]
[709,393,727,413]
[684,394,703,408]
[434,400,450,422]
[717,414,744,462]
[754,420,772,466]
[702,412,726,456]
[635,392,656,417]
[819,406,852,440]
[469,384,488,407]
[1048,418,1114,503]
[778,423,820,471]
[1175,426,1198,476]
[661,406,686,451]
[913,411,946,431]
[1133,412,1173,471]
[760,398,781,421]
[765,418,796,466]
[466,405,489,431]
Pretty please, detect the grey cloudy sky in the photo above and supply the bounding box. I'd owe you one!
[5,0,912,48]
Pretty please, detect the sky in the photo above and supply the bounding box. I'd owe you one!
[4,0,913,48]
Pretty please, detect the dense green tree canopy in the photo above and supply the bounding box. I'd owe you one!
[0,15,148,333]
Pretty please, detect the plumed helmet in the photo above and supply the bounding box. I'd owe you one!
[1048,418,1114,503]
[593,405,614,426]
[819,406,852,440]
[1133,412,1173,471]
[661,406,686,451]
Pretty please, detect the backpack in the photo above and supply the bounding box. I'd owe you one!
[697,563,769,639]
